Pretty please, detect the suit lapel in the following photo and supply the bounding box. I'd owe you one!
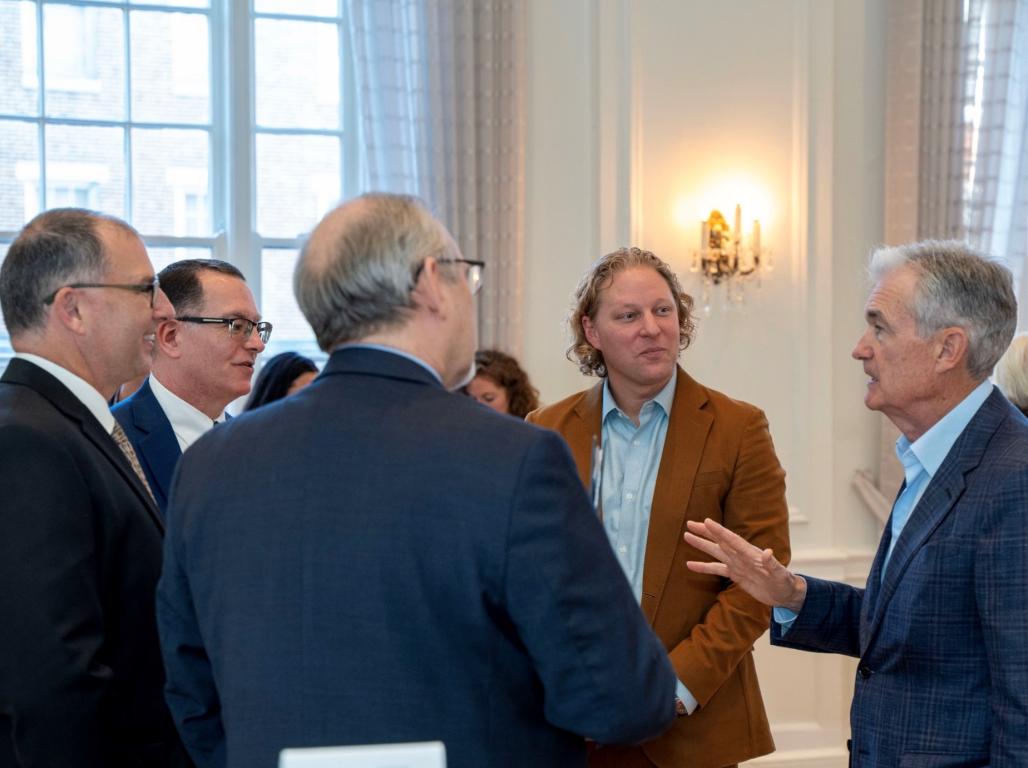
[3,360,164,533]
[566,384,604,486]
[862,391,1005,650]
[640,368,712,622]
[80,416,166,533]
[129,382,181,506]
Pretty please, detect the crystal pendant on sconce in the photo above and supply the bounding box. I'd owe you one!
[690,205,771,313]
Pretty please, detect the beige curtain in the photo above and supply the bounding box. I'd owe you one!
[344,0,526,353]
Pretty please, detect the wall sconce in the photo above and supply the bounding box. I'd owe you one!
[690,204,771,313]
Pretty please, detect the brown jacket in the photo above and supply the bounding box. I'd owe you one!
[527,367,790,768]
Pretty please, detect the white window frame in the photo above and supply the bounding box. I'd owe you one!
[1,0,359,363]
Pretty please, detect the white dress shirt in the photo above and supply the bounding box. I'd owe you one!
[15,353,115,434]
[149,374,224,452]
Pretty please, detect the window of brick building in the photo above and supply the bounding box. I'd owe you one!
[0,0,355,371]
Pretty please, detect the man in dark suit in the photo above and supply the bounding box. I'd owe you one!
[156,193,677,768]
[113,259,268,516]
[686,241,1028,767]
[527,247,790,768]
[0,209,190,767]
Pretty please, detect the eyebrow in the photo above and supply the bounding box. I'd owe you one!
[866,309,889,328]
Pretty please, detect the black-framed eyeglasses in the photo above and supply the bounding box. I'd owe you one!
[43,276,161,308]
[412,258,485,295]
[177,316,273,344]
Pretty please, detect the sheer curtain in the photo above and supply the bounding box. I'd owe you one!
[858,0,1028,519]
[344,0,526,352]
[919,0,1028,327]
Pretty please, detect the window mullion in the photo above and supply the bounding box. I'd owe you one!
[220,0,259,298]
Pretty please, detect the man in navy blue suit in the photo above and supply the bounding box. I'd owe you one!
[685,241,1028,767]
[156,193,677,768]
[113,259,269,515]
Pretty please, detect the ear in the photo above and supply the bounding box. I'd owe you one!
[155,318,183,359]
[582,315,601,350]
[50,287,87,336]
[410,257,446,316]
[935,326,969,373]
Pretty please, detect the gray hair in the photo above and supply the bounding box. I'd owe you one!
[868,240,1017,379]
[0,208,138,336]
[294,193,452,351]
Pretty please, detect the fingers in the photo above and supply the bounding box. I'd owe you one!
[686,560,729,577]
[683,531,723,561]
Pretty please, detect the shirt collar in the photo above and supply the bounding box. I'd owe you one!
[895,379,993,480]
[601,372,677,423]
[334,342,443,384]
[149,374,223,448]
[15,352,115,434]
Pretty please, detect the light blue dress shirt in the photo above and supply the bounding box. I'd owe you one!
[774,380,994,632]
[600,375,698,714]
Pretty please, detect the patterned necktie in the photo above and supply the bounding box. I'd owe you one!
[111,421,157,505]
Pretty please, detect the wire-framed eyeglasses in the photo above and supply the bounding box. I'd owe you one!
[412,258,485,295]
[177,316,273,344]
[43,276,161,308]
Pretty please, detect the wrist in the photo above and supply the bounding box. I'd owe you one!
[781,574,807,613]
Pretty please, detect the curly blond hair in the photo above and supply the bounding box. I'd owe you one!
[566,247,695,377]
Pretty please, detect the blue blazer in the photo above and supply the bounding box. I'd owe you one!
[156,348,677,768]
[773,388,1028,767]
[112,379,182,517]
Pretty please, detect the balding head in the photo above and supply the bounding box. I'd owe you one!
[294,193,454,351]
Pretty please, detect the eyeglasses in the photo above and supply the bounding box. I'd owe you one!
[43,276,161,308]
[177,316,273,344]
[413,258,485,295]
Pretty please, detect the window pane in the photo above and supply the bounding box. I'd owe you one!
[260,247,323,361]
[255,18,338,129]
[44,5,125,121]
[132,0,209,7]
[131,11,210,124]
[0,119,39,229]
[254,0,338,18]
[1,2,39,116]
[0,242,9,340]
[147,245,211,273]
[256,133,339,238]
[46,124,126,218]
[131,128,211,235]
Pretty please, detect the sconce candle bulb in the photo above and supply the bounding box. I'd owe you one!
[690,205,771,314]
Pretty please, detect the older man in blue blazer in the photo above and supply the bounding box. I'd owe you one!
[685,240,1027,767]
[156,193,677,768]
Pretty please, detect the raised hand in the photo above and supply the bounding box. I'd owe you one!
[684,518,806,612]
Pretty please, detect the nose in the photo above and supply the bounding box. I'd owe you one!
[152,288,174,322]
[246,325,266,353]
[852,329,871,360]
[640,311,659,336]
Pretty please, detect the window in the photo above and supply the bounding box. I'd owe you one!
[0,0,356,370]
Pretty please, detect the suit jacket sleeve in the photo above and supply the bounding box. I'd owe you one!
[503,429,677,745]
[976,464,1028,765]
[768,576,864,657]
[0,426,111,767]
[670,408,792,704]
[156,473,226,768]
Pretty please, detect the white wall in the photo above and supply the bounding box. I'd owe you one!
[523,1,888,764]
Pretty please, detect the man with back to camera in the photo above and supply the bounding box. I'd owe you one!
[0,208,190,767]
[155,192,678,768]
[527,246,791,768]
[113,258,270,516]
[686,241,1028,766]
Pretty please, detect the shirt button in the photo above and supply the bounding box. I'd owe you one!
[633,440,641,446]
[626,492,634,501]
[618,545,627,554]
